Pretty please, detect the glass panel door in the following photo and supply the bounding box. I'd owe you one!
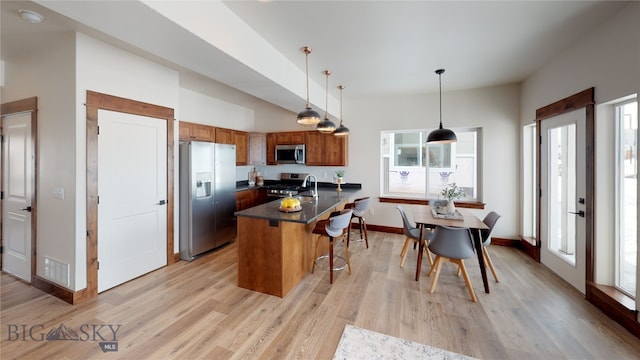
[540,109,586,294]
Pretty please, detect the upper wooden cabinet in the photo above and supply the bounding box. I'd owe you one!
[304,131,348,166]
[179,121,214,142]
[216,127,248,165]
[249,132,267,166]
[179,122,247,165]
[266,133,277,165]
[233,131,248,166]
[277,131,305,145]
[215,127,233,144]
[265,130,348,166]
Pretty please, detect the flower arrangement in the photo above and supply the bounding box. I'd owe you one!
[335,169,345,178]
[441,182,465,200]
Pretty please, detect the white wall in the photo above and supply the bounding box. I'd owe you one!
[344,84,521,238]
[520,2,640,307]
[73,33,180,290]
[1,31,77,289]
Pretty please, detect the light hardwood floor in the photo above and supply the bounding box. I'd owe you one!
[2,231,640,359]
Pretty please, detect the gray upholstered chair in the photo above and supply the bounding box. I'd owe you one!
[427,225,477,302]
[345,197,371,248]
[312,209,353,284]
[396,205,433,268]
[480,211,502,282]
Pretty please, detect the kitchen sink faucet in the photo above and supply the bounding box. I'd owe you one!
[301,174,318,199]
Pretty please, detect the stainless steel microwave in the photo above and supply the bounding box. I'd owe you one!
[275,144,305,164]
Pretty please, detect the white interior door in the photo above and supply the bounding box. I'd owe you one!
[1,112,33,282]
[97,110,167,292]
[540,109,586,293]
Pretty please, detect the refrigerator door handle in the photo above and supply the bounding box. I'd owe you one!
[156,200,167,205]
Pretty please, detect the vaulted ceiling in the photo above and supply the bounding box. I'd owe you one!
[1,1,629,113]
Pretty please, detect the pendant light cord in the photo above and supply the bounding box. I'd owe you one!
[305,51,311,107]
[325,71,329,118]
[438,70,443,130]
[339,85,344,126]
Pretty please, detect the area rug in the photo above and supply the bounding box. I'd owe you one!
[333,324,477,360]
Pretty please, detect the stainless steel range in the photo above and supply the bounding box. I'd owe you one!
[265,173,309,198]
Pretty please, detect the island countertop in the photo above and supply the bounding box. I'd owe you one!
[234,188,360,224]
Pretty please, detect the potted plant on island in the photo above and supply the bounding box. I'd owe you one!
[335,169,345,191]
[441,183,465,214]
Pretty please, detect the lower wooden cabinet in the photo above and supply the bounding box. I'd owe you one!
[235,188,267,211]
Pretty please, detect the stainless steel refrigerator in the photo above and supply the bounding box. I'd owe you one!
[179,141,237,261]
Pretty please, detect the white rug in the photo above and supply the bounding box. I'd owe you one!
[333,325,478,360]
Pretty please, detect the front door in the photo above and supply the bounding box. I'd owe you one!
[1,112,34,282]
[97,110,167,292]
[540,109,587,293]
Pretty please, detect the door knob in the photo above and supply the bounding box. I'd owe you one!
[21,206,32,212]
[569,210,585,217]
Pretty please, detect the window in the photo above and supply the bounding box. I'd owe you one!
[615,100,637,298]
[381,128,480,200]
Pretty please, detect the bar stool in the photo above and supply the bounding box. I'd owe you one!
[311,209,353,284]
[345,197,370,248]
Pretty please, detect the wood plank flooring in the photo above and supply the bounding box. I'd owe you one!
[2,231,640,359]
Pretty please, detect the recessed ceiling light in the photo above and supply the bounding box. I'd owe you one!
[18,9,44,24]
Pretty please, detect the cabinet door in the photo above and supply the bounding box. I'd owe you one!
[179,121,214,142]
[215,127,233,144]
[277,131,305,144]
[324,134,348,166]
[192,124,214,141]
[179,122,193,141]
[234,130,248,165]
[266,133,277,165]
[304,131,325,166]
[249,132,266,166]
[236,190,252,211]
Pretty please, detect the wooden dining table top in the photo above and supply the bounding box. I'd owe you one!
[412,207,489,230]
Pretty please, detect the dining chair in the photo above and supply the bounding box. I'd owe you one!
[345,197,371,248]
[480,211,502,282]
[428,225,477,302]
[396,205,433,268]
[311,209,353,284]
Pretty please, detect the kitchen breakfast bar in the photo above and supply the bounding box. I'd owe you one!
[235,188,360,297]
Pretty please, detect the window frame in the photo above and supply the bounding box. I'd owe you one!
[380,127,481,202]
[614,98,637,299]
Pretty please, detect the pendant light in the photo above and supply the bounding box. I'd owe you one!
[426,69,457,143]
[317,70,336,133]
[296,46,322,125]
[333,85,350,136]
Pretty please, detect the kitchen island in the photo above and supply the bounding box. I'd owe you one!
[235,188,360,297]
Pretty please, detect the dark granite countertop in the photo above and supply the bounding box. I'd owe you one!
[234,188,361,224]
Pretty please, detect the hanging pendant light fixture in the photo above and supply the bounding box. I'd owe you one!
[426,69,457,143]
[317,70,336,133]
[333,85,350,137]
[296,46,322,125]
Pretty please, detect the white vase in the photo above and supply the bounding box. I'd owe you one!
[446,199,456,214]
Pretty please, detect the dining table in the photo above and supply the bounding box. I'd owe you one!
[412,207,491,293]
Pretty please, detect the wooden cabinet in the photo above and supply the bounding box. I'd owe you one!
[277,131,305,145]
[266,133,277,165]
[233,131,248,166]
[266,130,348,166]
[235,188,267,211]
[215,127,233,144]
[216,127,248,165]
[249,132,267,166]
[179,121,214,142]
[304,131,348,166]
